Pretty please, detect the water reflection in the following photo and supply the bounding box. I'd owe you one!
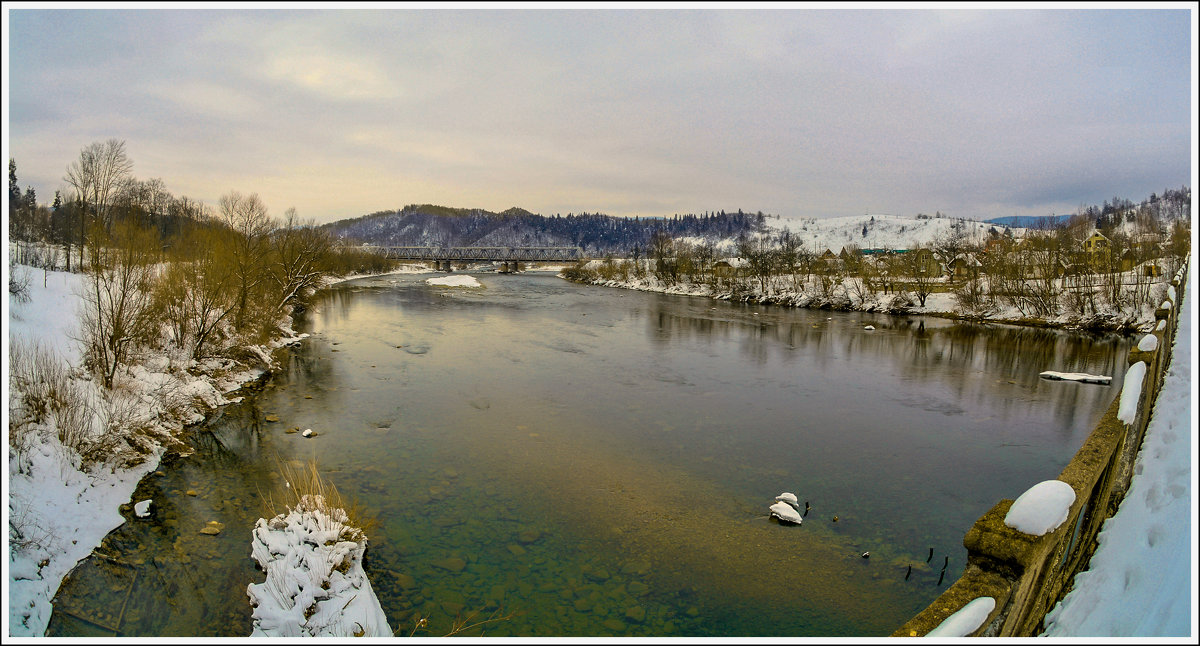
[50,273,1129,637]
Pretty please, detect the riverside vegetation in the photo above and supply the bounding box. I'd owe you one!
[560,200,1190,334]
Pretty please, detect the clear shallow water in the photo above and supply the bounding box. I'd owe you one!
[48,272,1130,637]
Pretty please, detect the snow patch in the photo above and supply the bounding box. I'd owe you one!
[426,275,482,288]
[1038,371,1112,385]
[927,597,997,637]
[1004,480,1076,536]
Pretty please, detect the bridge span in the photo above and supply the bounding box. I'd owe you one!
[367,245,584,272]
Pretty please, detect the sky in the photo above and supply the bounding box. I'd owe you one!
[3,4,1196,226]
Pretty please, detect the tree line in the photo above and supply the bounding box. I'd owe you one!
[9,139,400,389]
[564,193,1190,331]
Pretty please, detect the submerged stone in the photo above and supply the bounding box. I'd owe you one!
[602,618,627,633]
[517,529,542,544]
[431,557,467,573]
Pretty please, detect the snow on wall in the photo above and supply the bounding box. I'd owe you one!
[1117,361,1147,425]
[927,597,997,637]
[1137,334,1159,353]
[1004,480,1076,536]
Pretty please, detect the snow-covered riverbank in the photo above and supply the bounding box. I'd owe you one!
[5,264,397,636]
[563,267,1166,334]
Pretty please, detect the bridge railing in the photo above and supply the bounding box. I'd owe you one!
[366,246,583,262]
[893,258,1189,637]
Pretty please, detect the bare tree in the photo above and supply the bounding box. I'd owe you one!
[269,208,333,313]
[64,139,134,267]
[76,218,160,389]
[217,190,276,333]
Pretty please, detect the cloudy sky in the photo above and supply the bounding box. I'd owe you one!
[4,5,1195,225]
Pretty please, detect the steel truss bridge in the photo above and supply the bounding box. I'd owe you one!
[367,245,584,271]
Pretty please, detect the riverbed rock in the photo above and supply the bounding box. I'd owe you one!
[264,414,280,422]
[584,568,611,583]
[625,606,646,623]
[627,581,649,596]
[285,427,299,434]
[621,559,651,576]
[393,572,417,589]
[507,544,526,556]
[602,618,627,633]
[186,490,198,496]
[432,557,467,573]
[517,529,542,544]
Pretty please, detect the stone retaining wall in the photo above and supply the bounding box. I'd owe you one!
[893,259,1190,637]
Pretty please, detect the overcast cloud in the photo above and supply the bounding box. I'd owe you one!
[4,6,1194,224]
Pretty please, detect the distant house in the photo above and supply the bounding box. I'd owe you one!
[818,248,840,273]
[1082,231,1111,255]
[1119,249,1138,273]
[948,253,983,280]
[712,257,746,277]
[908,248,942,277]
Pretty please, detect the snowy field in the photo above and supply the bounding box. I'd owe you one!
[771,212,1019,253]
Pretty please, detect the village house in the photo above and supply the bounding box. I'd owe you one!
[947,253,983,280]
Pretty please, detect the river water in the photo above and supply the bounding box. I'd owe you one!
[47,271,1131,637]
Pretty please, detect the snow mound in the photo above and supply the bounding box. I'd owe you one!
[247,495,391,637]
[769,501,802,525]
[1004,480,1076,536]
[1117,361,1147,424]
[927,597,996,637]
[133,500,152,518]
[426,275,481,288]
[1137,334,1159,352]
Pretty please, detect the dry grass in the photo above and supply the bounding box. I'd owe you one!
[259,458,378,538]
[8,337,98,465]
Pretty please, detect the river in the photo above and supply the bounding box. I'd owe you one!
[47,271,1130,637]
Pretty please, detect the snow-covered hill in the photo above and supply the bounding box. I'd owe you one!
[767,214,1019,254]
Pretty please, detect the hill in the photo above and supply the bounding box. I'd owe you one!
[984,214,1073,229]
[320,205,768,255]
[770,214,1018,254]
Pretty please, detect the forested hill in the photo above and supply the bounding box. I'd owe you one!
[320,204,768,255]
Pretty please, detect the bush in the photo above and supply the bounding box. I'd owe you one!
[8,338,99,468]
[560,261,598,283]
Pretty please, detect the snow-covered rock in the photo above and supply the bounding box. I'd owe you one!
[769,501,803,525]
[133,500,153,518]
[247,495,391,637]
